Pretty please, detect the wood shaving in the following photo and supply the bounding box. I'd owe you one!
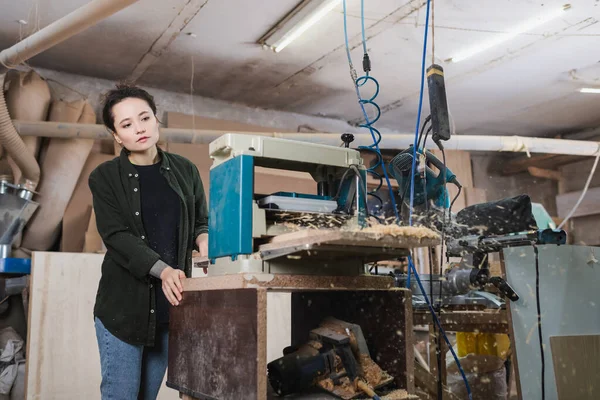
[380,389,419,399]
[356,223,440,241]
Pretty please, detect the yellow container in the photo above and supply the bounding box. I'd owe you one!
[456,332,510,360]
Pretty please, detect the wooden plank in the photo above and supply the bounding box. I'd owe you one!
[430,150,472,212]
[262,228,440,250]
[25,252,178,400]
[527,166,562,181]
[550,335,600,400]
[502,154,584,175]
[290,290,413,391]
[413,310,509,333]
[167,289,265,400]
[556,186,600,218]
[184,274,395,292]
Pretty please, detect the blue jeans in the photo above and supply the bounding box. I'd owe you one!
[95,317,169,400]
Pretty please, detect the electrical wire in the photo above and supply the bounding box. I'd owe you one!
[408,0,432,227]
[416,115,432,150]
[534,245,545,400]
[450,186,462,215]
[343,0,399,223]
[407,255,472,398]
[557,152,600,229]
[403,0,472,397]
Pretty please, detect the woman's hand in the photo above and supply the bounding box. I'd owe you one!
[160,266,185,306]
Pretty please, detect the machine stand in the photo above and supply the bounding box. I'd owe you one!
[167,278,414,400]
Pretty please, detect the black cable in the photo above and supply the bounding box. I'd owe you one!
[534,245,545,400]
[422,125,433,151]
[450,186,462,216]
[416,115,432,150]
[399,177,412,216]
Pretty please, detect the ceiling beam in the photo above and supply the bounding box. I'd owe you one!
[527,166,562,181]
[127,0,209,83]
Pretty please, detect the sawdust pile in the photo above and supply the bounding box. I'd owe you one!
[380,389,419,399]
[357,223,439,240]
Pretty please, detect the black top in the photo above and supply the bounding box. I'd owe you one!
[134,162,181,325]
[89,147,208,346]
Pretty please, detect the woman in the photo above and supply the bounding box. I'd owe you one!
[89,84,209,399]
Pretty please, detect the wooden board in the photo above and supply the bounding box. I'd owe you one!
[25,252,178,400]
[261,228,440,252]
[430,150,473,212]
[413,310,509,334]
[550,335,600,400]
[556,186,600,219]
[184,274,395,292]
[167,288,267,400]
[290,290,414,392]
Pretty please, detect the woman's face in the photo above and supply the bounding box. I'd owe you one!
[111,97,160,152]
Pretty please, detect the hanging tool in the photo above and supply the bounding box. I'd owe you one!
[390,145,461,209]
[427,64,451,143]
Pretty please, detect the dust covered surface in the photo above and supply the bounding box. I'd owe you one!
[167,289,261,399]
[380,389,418,399]
[185,274,396,291]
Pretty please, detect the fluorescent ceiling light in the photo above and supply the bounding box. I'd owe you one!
[259,0,341,53]
[449,4,571,63]
[579,88,600,94]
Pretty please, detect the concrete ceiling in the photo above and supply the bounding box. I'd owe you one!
[1,0,599,136]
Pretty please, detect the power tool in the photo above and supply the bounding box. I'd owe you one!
[389,145,461,209]
[268,318,393,399]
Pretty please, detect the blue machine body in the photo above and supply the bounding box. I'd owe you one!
[390,147,457,209]
[208,155,255,261]
[208,154,367,262]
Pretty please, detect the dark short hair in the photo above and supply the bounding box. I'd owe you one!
[101,83,157,132]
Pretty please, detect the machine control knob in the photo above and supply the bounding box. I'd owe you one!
[341,133,355,148]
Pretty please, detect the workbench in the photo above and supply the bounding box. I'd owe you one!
[166,274,415,400]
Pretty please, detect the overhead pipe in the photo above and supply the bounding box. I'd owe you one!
[0,0,139,195]
[0,75,40,193]
[10,120,600,157]
[0,0,140,73]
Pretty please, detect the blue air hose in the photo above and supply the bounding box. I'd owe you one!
[340,1,473,398]
[343,0,400,222]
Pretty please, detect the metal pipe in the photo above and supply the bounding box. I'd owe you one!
[0,0,139,73]
[11,120,600,157]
